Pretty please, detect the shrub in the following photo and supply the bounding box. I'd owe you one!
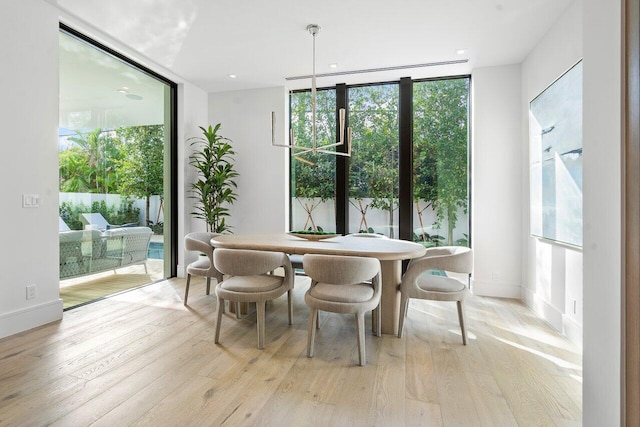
[59,198,140,230]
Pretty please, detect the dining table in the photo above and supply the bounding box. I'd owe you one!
[210,233,426,335]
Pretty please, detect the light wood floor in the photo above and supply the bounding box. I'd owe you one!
[0,276,582,426]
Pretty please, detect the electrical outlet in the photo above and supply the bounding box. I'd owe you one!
[26,285,36,300]
[491,271,500,281]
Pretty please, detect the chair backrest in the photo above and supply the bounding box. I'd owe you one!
[303,254,380,285]
[184,232,218,256]
[405,246,473,282]
[80,212,110,230]
[345,233,387,239]
[59,217,71,232]
[214,248,291,277]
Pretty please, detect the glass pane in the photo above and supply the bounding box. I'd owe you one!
[290,89,337,232]
[413,78,470,247]
[348,84,399,238]
[59,30,171,308]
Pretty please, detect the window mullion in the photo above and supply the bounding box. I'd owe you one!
[336,83,349,235]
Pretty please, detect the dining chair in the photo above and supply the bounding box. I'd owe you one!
[398,246,473,344]
[184,232,223,305]
[345,233,387,238]
[213,248,294,349]
[303,254,381,366]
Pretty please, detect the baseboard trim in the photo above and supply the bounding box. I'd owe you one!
[0,299,63,340]
[562,313,583,349]
[523,287,564,333]
[471,279,522,299]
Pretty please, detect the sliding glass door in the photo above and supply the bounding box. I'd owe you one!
[58,26,176,309]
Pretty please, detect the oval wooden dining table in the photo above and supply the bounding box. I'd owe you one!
[210,233,426,335]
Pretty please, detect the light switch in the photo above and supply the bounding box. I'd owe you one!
[22,194,40,208]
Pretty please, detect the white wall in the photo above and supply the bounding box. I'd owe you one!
[521,0,583,346]
[471,65,523,299]
[208,87,289,234]
[0,1,209,338]
[582,0,622,423]
[178,81,209,277]
[0,1,63,338]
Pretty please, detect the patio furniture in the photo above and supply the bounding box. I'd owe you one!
[183,232,223,305]
[59,226,153,280]
[80,212,138,231]
[303,254,381,366]
[398,246,473,344]
[59,217,71,232]
[213,249,294,349]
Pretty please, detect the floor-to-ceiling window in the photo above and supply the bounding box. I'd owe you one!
[289,76,470,247]
[348,83,399,237]
[413,78,470,247]
[290,88,337,232]
[58,25,177,309]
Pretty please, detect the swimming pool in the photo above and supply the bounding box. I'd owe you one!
[148,241,164,259]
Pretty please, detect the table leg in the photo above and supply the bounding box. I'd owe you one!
[380,260,401,335]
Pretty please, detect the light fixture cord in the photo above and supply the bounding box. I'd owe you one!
[311,29,317,149]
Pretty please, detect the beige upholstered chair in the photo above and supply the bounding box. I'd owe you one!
[345,233,387,238]
[398,246,473,344]
[303,254,381,366]
[214,249,294,349]
[184,232,223,305]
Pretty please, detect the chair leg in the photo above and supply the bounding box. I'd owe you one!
[398,295,409,338]
[316,311,320,329]
[215,298,224,344]
[184,274,191,305]
[375,304,381,337]
[355,312,366,366]
[257,301,266,349]
[236,301,242,319]
[206,277,211,295]
[372,307,378,335]
[457,300,468,345]
[287,289,293,325]
[307,309,318,358]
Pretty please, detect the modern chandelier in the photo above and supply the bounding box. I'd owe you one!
[271,24,351,158]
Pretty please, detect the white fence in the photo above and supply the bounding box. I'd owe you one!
[60,193,164,227]
[291,197,469,243]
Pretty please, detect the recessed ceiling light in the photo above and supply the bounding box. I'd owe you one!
[329,63,338,69]
[229,74,237,79]
[455,49,467,55]
[117,87,129,94]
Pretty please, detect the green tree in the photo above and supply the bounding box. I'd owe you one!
[115,125,165,226]
[290,90,336,231]
[349,84,399,237]
[63,128,120,193]
[59,148,92,192]
[413,79,469,245]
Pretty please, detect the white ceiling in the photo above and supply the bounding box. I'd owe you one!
[49,0,573,94]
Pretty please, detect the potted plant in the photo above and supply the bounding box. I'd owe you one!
[189,124,239,233]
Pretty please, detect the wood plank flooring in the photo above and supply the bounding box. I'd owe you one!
[0,276,582,426]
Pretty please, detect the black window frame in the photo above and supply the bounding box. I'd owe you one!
[59,23,179,278]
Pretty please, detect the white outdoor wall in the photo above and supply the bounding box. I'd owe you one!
[582,0,622,423]
[521,0,583,346]
[0,1,209,338]
[208,87,289,234]
[471,65,523,298]
[0,1,63,339]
